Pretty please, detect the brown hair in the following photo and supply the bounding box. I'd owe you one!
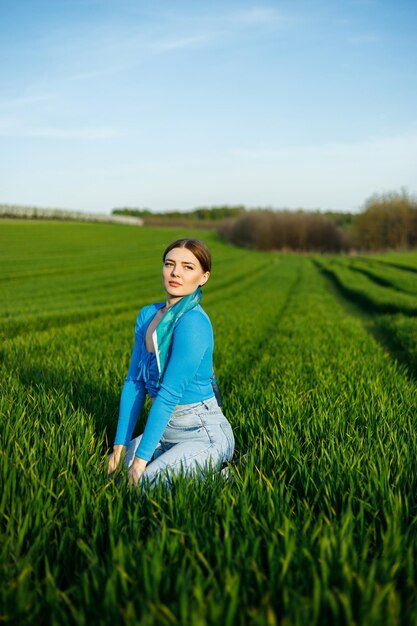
[162,238,212,273]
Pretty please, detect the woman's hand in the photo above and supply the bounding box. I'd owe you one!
[128,456,147,487]
[107,444,127,476]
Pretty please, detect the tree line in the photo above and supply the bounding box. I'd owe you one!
[352,192,417,251]
[113,191,417,252]
[112,205,245,221]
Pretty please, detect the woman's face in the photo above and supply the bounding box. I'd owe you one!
[163,247,210,300]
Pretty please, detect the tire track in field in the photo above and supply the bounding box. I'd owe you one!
[0,302,139,341]
[313,260,417,316]
[373,260,417,274]
[342,259,417,297]
[346,265,412,294]
[1,269,156,307]
[313,260,417,382]
[204,259,279,305]
[0,261,123,283]
[216,258,304,392]
[2,276,156,311]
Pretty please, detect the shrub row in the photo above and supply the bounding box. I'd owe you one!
[218,210,350,253]
[218,192,417,253]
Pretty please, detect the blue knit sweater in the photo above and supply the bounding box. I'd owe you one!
[114,302,214,461]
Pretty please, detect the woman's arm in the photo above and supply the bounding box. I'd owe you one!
[113,309,148,448]
[109,309,149,476]
[113,379,146,446]
[135,310,213,462]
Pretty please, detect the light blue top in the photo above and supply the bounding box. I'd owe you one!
[114,302,215,461]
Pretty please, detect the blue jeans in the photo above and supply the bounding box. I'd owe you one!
[124,396,235,485]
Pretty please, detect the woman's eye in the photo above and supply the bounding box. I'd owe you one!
[185,266,194,270]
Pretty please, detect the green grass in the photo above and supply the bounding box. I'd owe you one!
[373,314,417,375]
[1,221,417,626]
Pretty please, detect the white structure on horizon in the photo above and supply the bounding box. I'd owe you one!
[0,205,143,226]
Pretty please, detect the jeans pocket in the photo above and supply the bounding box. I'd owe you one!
[163,411,209,445]
[167,412,202,430]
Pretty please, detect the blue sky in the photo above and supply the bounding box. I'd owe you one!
[1,0,416,213]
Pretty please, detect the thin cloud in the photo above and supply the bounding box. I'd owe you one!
[348,33,381,44]
[68,66,125,82]
[0,93,58,109]
[0,124,124,139]
[232,7,283,25]
[230,130,417,164]
[152,7,293,56]
[349,0,377,6]
[334,18,353,26]
[155,34,211,52]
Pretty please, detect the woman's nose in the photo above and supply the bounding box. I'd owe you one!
[171,265,180,277]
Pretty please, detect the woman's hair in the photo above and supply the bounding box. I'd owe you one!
[162,239,212,273]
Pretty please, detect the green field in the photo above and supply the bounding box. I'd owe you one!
[1,221,417,626]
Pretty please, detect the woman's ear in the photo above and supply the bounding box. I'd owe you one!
[199,272,210,287]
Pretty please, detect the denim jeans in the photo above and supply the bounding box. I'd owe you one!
[124,396,235,485]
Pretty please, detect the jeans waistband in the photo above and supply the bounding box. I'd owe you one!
[175,395,216,410]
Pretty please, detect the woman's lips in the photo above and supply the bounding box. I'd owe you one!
[169,281,181,287]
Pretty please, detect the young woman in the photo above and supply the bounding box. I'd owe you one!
[107,238,234,487]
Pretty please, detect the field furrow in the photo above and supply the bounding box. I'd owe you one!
[346,260,417,295]
[314,258,417,315]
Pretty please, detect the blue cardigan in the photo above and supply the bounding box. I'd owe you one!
[114,302,214,461]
